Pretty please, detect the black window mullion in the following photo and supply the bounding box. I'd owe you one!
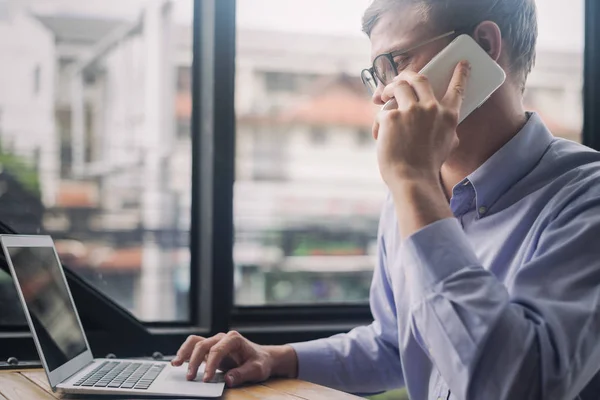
[189,0,210,329]
[209,0,237,334]
[584,0,600,150]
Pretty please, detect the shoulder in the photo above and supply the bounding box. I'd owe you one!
[537,138,600,216]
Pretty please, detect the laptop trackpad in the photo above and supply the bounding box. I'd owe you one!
[152,364,225,397]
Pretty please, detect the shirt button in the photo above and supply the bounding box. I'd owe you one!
[463,180,470,186]
[479,206,488,215]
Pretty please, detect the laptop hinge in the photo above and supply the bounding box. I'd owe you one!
[61,360,95,385]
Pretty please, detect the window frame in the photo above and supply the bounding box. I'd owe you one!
[3,0,599,362]
[584,0,600,151]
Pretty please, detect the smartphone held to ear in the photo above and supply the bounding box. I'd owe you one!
[382,34,506,124]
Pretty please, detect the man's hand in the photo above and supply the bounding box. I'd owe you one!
[372,62,470,238]
[374,61,470,187]
[171,331,298,387]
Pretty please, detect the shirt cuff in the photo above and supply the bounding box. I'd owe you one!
[399,218,480,305]
[288,340,336,384]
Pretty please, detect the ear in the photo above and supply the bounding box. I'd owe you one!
[472,21,502,61]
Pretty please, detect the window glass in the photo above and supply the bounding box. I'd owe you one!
[235,0,382,306]
[0,268,27,325]
[234,0,584,306]
[526,1,584,143]
[0,0,194,322]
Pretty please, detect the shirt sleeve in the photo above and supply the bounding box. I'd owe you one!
[289,204,405,395]
[398,199,600,400]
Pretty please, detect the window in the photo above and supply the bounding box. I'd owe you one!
[525,1,584,142]
[0,0,7,21]
[177,66,192,92]
[177,117,191,138]
[0,0,194,322]
[1,0,598,362]
[0,268,26,325]
[250,129,288,181]
[264,71,297,92]
[33,65,41,95]
[235,0,384,306]
[310,127,327,146]
[356,128,372,147]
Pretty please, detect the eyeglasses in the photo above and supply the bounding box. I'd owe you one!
[361,30,460,96]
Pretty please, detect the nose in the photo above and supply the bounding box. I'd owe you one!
[371,82,386,106]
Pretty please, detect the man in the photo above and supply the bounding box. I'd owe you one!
[173,1,600,399]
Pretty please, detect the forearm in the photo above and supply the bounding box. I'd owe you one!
[287,324,405,394]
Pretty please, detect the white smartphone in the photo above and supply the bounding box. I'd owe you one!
[383,34,506,123]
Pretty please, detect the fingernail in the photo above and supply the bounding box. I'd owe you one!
[227,374,235,387]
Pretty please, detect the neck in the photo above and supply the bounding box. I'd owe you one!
[440,88,528,198]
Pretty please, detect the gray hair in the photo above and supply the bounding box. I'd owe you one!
[362,0,538,89]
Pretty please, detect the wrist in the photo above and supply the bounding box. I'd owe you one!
[265,345,298,379]
[389,177,446,208]
[388,173,453,238]
[387,170,441,194]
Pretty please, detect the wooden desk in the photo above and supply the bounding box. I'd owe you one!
[0,369,362,399]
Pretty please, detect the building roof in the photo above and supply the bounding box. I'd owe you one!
[56,241,142,272]
[176,92,192,119]
[244,74,378,129]
[282,80,377,128]
[56,181,99,208]
[97,247,142,271]
[35,14,128,44]
[238,72,581,135]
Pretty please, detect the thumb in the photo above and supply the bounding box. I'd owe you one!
[374,98,399,140]
[225,361,267,387]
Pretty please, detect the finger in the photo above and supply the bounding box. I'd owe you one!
[187,333,225,380]
[172,335,205,366]
[203,332,243,382]
[225,361,268,388]
[372,119,379,140]
[442,61,470,110]
[400,71,436,104]
[381,79,417,106]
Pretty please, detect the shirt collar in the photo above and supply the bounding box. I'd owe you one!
[461,113,555,217]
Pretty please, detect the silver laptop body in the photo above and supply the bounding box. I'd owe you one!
[2,234,224,398]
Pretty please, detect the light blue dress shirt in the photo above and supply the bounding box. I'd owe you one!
[290,113,600,400]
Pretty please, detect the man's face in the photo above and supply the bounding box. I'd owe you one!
[369,6,450,105]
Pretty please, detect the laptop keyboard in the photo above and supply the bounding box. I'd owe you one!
[73,361,166,390]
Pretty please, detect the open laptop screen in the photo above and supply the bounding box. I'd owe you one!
[7,246,88,371]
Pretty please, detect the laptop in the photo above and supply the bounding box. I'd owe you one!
[2,234,225,398]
